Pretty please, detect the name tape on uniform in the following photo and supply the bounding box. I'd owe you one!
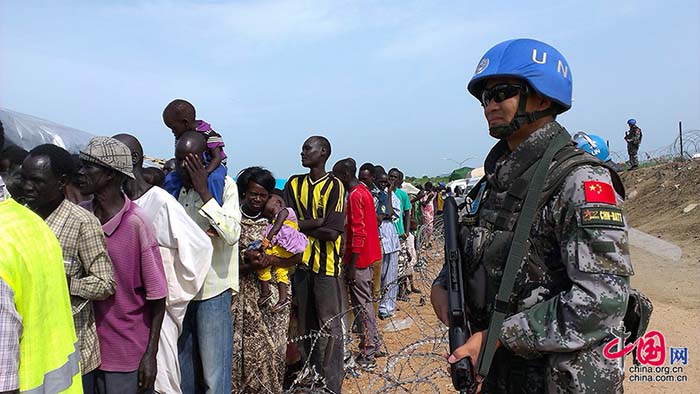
[580,207,625,228]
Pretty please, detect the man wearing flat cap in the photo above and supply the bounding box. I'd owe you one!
[77,136,168,394]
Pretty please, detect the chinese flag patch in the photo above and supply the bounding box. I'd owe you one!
[583,181,616,205]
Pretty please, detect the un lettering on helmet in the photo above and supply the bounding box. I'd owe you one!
[532,48,569,78]
[467,38,573,113]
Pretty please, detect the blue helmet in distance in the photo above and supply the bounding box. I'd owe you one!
[627,118,637,125]
[573,131,609,162]
[467,39,573,138]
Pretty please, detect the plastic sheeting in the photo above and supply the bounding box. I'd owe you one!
[401,182,420,195]
[0,107,94,153]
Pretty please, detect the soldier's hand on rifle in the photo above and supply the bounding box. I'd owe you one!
[430,284,449,325]
[448,330,503,366]
[448,330,502,393]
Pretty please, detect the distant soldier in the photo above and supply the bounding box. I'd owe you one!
[624,118,642,170]
[431,39,633,393]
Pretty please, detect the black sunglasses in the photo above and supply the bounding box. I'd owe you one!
[480,83,527,107]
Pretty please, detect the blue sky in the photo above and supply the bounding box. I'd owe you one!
[1,0,698,178]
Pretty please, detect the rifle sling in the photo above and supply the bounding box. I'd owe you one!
[476,131,572,377]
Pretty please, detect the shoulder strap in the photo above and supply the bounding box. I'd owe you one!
[540,146,625,208]
[476,131,571,377]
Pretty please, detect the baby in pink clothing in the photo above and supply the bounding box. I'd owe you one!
[258,195,308,312]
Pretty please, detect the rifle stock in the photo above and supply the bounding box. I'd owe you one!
[444,197,477,394]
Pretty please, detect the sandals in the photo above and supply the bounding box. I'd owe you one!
[258,292,274,307]
[272,297,291,313]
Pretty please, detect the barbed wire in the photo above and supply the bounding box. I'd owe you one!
[279,216,451,394]
[611,129,700,165]
[257,130,700,393]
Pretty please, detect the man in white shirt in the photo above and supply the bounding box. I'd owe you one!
[374,167,401,320]
[114,134,214,394]
[162,131,241,394]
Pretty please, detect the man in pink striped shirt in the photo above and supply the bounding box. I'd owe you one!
[77,137,168,394]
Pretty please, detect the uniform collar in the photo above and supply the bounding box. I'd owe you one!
[484,121,566,191]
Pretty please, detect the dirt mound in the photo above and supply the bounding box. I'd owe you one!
[619,160,700,394]
[620,159,700,258]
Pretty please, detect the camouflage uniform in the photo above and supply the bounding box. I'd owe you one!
[624,126,642,168]
[436,121,633,393]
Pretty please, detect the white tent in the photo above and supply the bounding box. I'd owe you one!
[1,108,94,153]
[401,181,420,195]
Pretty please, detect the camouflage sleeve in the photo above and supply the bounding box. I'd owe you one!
[500,165,633,358]
[634,128,642,144]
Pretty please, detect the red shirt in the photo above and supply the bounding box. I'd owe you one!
[343,183,381,269]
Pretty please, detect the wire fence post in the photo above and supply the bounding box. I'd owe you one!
[679,121,684,161]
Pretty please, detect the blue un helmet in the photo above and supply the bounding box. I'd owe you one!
[573,131,609,162]
[627,118,637,126]
[467,38,573,138]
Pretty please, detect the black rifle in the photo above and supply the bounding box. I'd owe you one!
[444,197,477,394]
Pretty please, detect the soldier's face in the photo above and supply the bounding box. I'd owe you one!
[482,77,522,129]
[482,77,552,138]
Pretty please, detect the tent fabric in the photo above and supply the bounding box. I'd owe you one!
[0,108,94,154]
[401,182,420,195]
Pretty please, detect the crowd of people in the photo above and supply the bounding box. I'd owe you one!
[1,35,648,394]
[0,98,447,394]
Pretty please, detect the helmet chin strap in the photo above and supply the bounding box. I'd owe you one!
[488,91,557,139]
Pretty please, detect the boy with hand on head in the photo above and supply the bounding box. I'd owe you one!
[162,99,228,207]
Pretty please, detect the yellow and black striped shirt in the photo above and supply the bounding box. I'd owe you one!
[284,173,345,276]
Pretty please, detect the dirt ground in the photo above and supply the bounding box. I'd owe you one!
[620,159,699,394]
[342,159,700,393]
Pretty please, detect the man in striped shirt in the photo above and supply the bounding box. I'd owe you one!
[284,136,345,394]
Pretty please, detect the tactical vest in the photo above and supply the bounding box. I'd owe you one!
[459,143,625,330]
